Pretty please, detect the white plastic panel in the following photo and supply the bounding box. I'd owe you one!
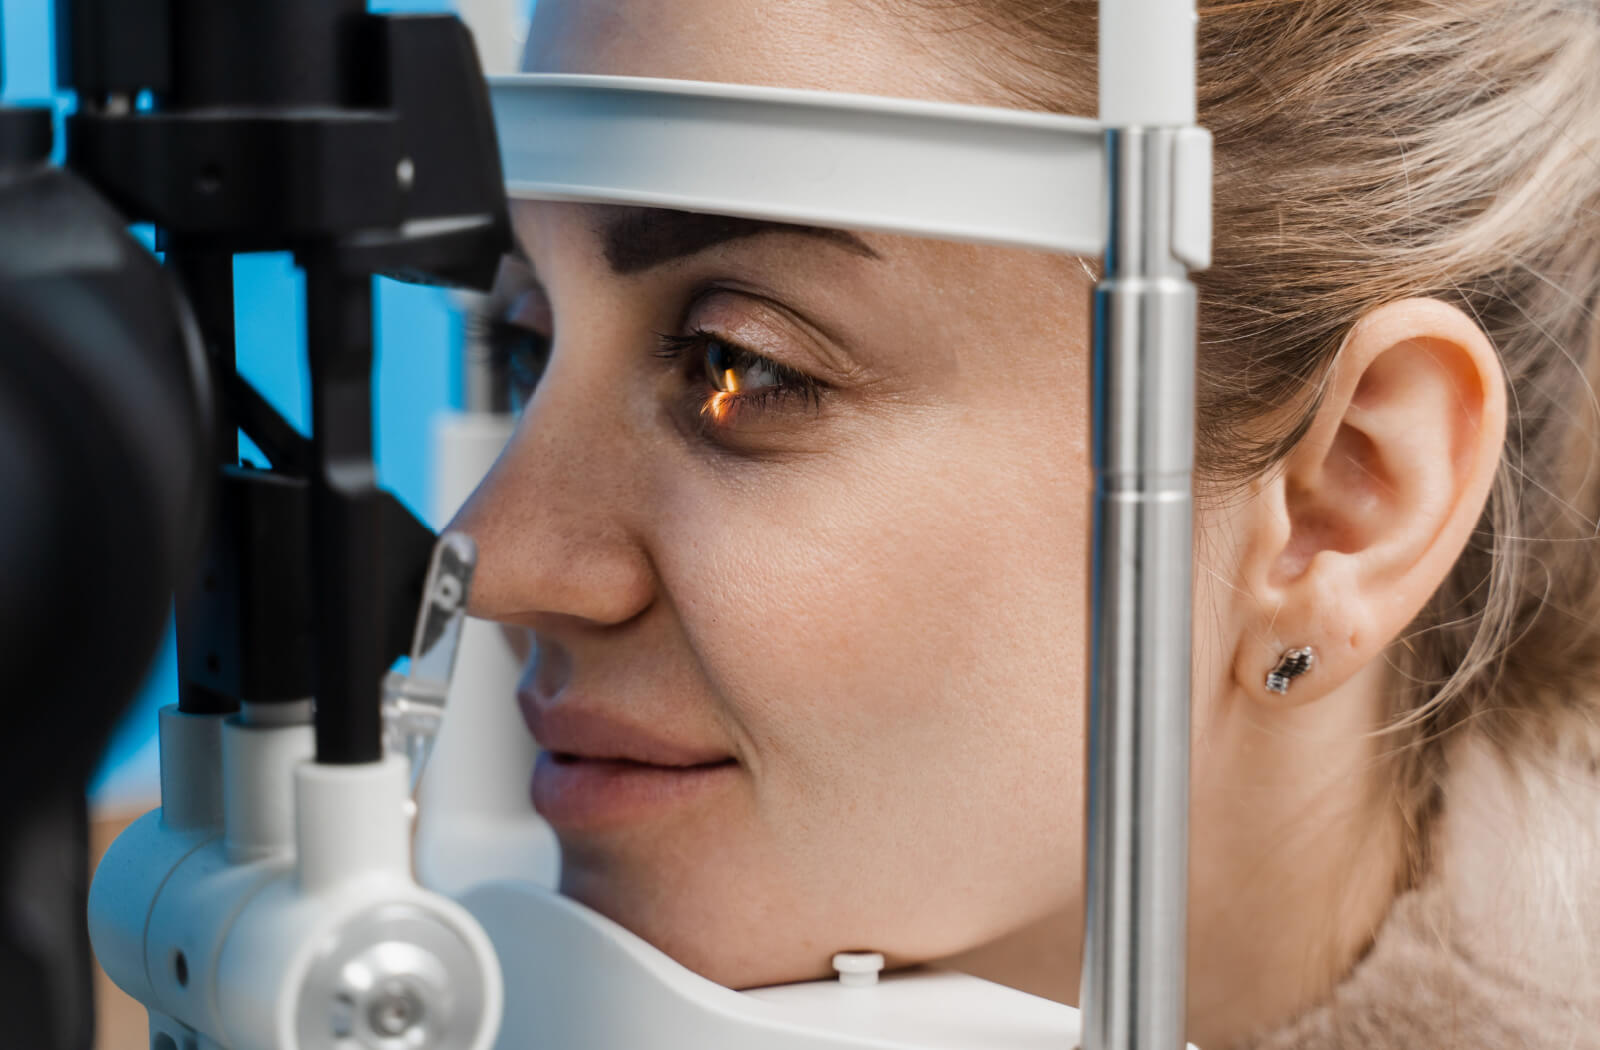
[490,73,1107,256]
[464,879,1091,1050]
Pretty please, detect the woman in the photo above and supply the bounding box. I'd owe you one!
[453,1,1600,1046]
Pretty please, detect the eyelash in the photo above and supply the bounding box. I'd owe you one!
[485,308,827,433]
[654,329,826,428]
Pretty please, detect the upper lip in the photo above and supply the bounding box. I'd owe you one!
[517,694,733,768]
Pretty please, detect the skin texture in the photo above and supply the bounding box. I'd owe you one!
[453,3,1511,1045]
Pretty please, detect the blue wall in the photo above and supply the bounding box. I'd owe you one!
[2,0,471,802]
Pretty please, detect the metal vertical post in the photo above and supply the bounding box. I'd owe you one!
[1083,2,1205,1048]
[305,256,387,765]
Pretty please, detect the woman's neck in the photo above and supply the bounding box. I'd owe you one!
[1185,666,1407,1047]
[940,661,1406,1049]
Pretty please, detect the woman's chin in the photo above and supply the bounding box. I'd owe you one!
[564,881,812,986]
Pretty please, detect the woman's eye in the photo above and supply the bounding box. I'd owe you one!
[488,318,551,407]
[482,273,555,408]
[704,339,782,394]
[656,330,824,429]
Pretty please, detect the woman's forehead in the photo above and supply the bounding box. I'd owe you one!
[510,203,887,276]
[507,200,1085,307]
[521,0,1015,107]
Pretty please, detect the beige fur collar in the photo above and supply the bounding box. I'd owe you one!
[1238,725,1600,1049]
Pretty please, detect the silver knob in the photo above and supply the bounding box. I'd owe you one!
[298,902,488,1050]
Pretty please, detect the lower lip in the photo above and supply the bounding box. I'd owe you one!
[531,752,740,832]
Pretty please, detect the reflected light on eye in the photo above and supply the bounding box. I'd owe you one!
[703,368,741,423]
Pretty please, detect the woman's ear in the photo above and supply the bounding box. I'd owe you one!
[1230,298,1508,706]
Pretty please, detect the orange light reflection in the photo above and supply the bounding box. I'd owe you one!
[703,368,741,424]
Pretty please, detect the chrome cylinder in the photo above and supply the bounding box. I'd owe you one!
[1081,126,1197,1050]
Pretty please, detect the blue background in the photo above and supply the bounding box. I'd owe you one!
[1,0,479,803]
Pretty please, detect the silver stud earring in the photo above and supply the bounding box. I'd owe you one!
[1265,646,1315,695]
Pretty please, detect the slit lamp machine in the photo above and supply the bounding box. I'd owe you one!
[0,1,1210,1047]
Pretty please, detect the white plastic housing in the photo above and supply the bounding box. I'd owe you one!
[464,880,1085,1049]
[222,715,314,862]
[295,753,413,893]
[89,707,229,1009]
[157,705,225,830]
[212,756,503,1050]
[87,810,214,1013]
[92,727,503,1050]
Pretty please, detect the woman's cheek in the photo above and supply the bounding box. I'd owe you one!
[662,421,1079,786]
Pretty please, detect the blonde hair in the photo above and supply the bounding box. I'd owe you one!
[930,0,1600,879]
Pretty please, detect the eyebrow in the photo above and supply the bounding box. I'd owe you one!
[595,207,883,275]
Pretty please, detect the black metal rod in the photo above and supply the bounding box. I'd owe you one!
[226,372,312,474]
[304,253,385,764]
[170,244,241,717]
[167,245,237,461]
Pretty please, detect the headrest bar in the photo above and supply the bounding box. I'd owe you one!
[489,73,1107,256]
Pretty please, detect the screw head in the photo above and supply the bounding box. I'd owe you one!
[368,979,425,1037]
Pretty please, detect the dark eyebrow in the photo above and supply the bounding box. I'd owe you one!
[597,207,882,275]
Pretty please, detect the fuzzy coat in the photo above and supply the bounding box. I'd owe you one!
[1241,725,1600,1049]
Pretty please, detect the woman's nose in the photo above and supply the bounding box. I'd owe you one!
[449,369,657,631]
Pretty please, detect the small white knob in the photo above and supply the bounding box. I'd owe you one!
[831,951,885,988]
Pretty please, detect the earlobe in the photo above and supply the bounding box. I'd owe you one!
[1232,298,1508,706]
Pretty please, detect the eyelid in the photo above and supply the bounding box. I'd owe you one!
[656,329,827,437]
[655,328,814,387]
[683,286,864,388]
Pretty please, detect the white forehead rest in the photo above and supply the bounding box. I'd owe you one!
[488,73,1107,256]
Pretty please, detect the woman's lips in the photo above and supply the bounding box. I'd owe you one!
[531,752,740,832]
[517,695,739,831]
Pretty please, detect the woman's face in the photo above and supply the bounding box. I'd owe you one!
[456,0,1136,990]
